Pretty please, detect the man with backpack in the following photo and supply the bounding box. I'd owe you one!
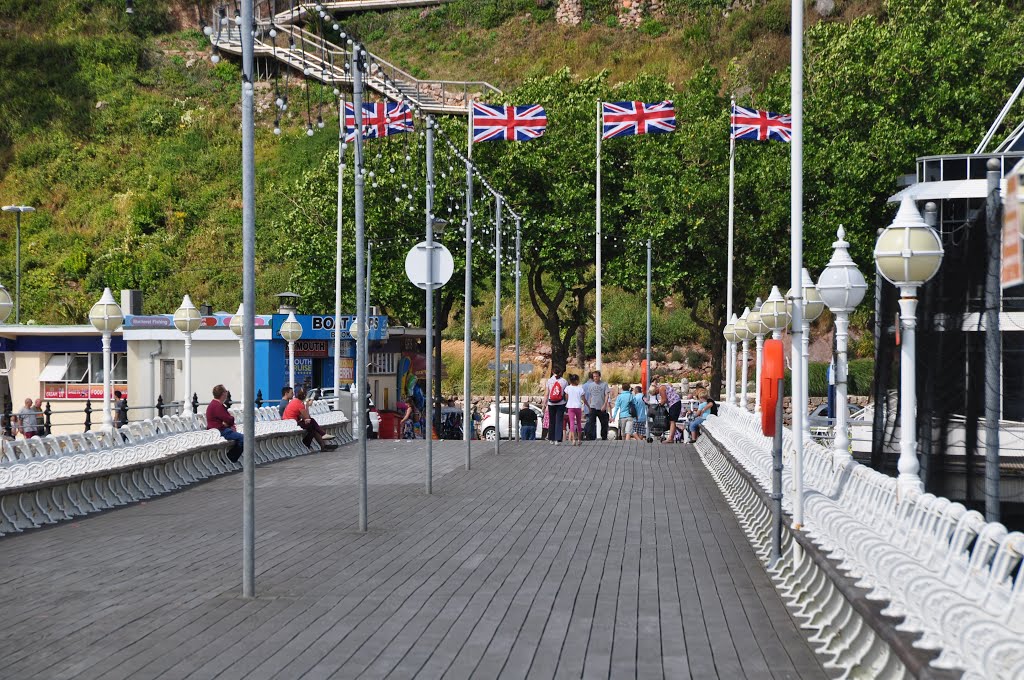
[543,368,568,444]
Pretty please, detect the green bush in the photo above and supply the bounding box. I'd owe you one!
[639,19,668,38]
[848,359,874,396]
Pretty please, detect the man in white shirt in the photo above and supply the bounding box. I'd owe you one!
[542,368,569,443]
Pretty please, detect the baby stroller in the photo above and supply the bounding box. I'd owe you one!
[649,403,669,441]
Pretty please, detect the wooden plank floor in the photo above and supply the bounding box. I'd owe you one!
[0,439,826,679]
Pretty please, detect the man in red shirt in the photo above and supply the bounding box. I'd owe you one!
[282,388,336,450]
[206,384,244,462]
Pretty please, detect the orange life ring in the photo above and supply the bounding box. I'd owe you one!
[761,339,784,436]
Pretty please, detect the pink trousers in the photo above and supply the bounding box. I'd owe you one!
[566,408,582,434]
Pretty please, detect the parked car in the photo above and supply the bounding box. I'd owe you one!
[481,403,544,440]
[310,386,379,438]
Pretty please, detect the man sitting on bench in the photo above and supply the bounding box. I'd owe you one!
[206,384,244,462]
[282,388,337,451]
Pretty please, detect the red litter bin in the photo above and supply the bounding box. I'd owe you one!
[378,411,401,439]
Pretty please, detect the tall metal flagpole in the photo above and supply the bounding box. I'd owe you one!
[727,98,736,404]
[334,95,346,412]
[365,241,372,319]
[240,0,257,598]
[494,195,503,457]
[352,44,369,533]
[595,101,603,371]
[515,216,522,441]
[790,0,806,530]
[646,238,652,399]
[464,104,474,468]
[425,115,436,495]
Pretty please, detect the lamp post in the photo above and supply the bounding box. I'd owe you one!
[874,196,944,496]
[723,315,739,404]
[0,284,12,324]
[746,298,769,414]
[88,288,124,431]
[788,268,824,440]
[818,226,867,467]
[760,286,790,340]
[280,312,303,392]
[230,303,245,407]
[736,307,752,410]
[174,295,202,412]
[2,205,35,324]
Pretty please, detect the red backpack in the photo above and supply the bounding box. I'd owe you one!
[549,379,564,402]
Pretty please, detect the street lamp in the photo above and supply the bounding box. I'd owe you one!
[723,314,739,404]
[874,196,944,496]
[2,205,35,324]
[280,312,303,392]
[0,283,12,324]
[818,226,867,467]
[788,268,824,441]
[760,285,790,339]
[735,307,753,409]
[88,288,124,431]
[174,295,203,413]
[230,303,245,407]
[746,298,770,414]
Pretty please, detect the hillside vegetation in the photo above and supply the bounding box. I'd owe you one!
[1,0,1022,382]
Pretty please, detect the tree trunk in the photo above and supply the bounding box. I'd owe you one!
[576,323,585,370]
[688,297,726,400]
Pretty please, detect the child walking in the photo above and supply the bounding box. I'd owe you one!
[565,374,587,446]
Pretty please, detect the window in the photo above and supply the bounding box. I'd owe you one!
[368,352,395,375]
[39,353,127,385]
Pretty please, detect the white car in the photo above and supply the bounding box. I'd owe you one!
[481,403,543,440]
[311,387,379,438]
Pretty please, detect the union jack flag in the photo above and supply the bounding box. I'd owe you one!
[472,102,547,142]
[730,104,792,142]
[601,101,676,140]
[343,101,414,142]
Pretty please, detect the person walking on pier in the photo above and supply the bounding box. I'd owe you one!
[564,374,586,446]
[631,385,648,441]
[543,368,568,444]
[612,384,634,439]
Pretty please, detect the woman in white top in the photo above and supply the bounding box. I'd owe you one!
[564,374,588,446]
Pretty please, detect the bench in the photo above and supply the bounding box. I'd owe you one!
[0,404,353,537]
[696,404,1024,680]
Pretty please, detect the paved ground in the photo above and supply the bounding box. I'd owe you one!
[0,439,826,679]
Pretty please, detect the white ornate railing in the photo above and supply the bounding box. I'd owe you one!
[0,401,352,537]
[696,404,1024,679]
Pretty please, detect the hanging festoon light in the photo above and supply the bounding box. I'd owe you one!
[818,226,867,466]
[874,196,944,496]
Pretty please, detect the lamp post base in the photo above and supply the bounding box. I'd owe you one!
[897,474,924,498]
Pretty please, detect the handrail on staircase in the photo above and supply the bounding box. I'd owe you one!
[207,0,502,112]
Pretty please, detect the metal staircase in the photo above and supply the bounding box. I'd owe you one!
[273,0,457,26]
[208,0,499,115]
